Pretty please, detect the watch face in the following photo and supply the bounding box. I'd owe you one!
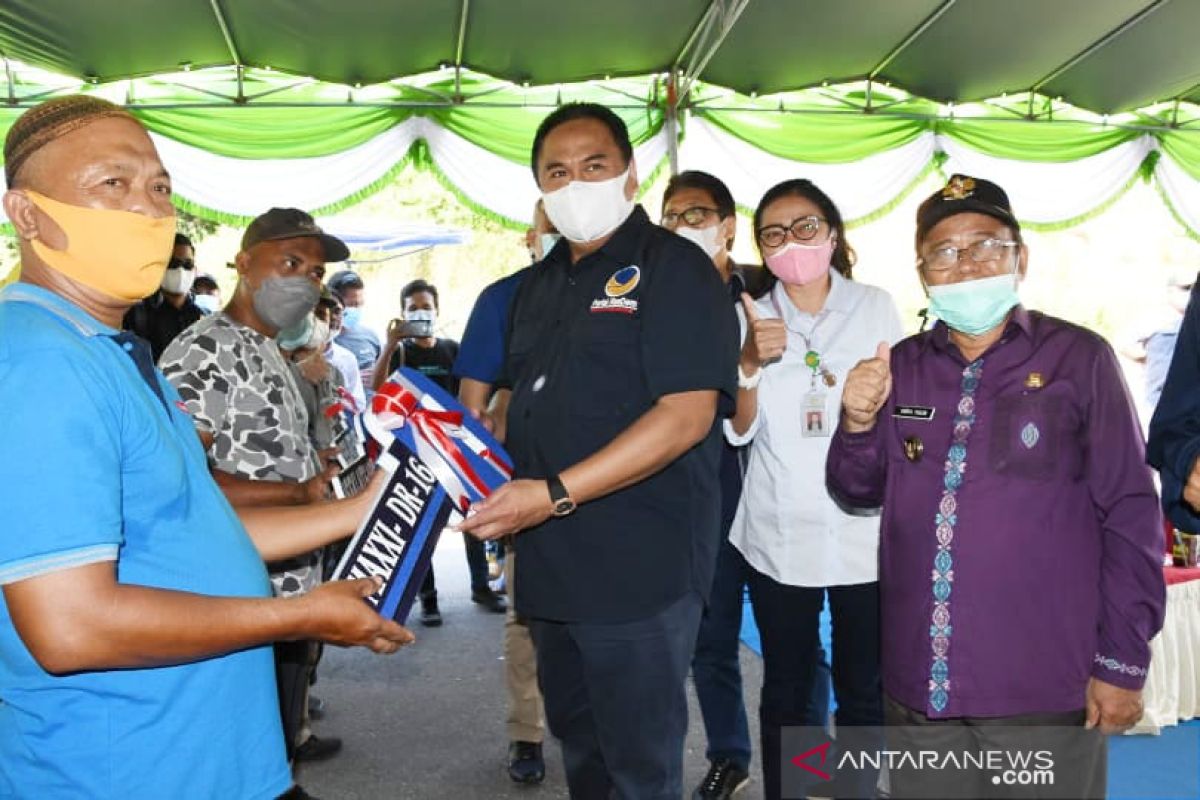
[553,498,576,517]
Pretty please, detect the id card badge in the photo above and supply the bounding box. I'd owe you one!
[801,389,831,438]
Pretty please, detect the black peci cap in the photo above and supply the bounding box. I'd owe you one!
[916,174,1020,245]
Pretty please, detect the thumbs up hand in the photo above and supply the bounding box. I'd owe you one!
[842,341,893,433]
[739,293,788,378]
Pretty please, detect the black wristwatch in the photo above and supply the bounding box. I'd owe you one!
[547,474,576,517]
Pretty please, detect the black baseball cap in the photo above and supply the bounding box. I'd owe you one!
[241,207,349,262]
[916,174,1020,244]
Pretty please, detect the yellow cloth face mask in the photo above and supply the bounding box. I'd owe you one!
[25,190,176,302]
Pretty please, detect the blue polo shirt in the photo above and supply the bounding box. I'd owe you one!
[0,283,289,799]
[453,266,531,384]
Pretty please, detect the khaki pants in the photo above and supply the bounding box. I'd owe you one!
[505,548,544,743]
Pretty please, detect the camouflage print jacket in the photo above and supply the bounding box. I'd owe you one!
[160,312,321,597]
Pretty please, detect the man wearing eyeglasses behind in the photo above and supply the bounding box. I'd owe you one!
[660,171,777,800]
[826,175,1165,799]
[123,231,205,361]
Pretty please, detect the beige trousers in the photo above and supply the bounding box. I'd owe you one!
[504,548,545,743]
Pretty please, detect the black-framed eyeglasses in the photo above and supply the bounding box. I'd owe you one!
[757,215,829,248]
[918,238,1019,273]
[168,257,196,271]
[661,206,719,228]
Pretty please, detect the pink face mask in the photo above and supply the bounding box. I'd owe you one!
[764,240,834,286]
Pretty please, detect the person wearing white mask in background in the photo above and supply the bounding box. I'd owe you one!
[192,272,222,315]
[279,308,340,452]
[123,231,206,361]
[319,290,367,411]
[458,103,739,800]
[327,269,382,393]
[660,170,775,800]
[729,178,902,800]
[376,279,509,622]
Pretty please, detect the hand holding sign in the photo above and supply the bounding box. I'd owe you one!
[457,478,555,541]
[842,341,892,433]
[301,577,415,654]
[739,292,787,376]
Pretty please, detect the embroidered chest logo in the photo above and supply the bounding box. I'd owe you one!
[592,265,641,314]
[1020,422,1040,449]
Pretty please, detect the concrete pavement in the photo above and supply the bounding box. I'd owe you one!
[298,535,766,799]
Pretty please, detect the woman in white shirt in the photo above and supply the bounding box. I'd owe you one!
[729,179,902,799]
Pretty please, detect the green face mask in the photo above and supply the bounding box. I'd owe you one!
[926,273,1019,336]
[276,312,315,350]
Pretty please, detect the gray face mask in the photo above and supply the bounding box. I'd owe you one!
[253,276,320,332]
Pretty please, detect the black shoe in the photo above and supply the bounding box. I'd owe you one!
[419,599,443,627]
[507,740,545,784]
[471,586,508,613]
[693,758,750,800]
[307,695,325,721]
[277,785,320,800]
[293,734,343,764]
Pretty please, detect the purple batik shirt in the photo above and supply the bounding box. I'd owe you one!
[827,307,1166,719]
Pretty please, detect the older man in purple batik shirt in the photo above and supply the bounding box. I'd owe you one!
[826,175,1165,799]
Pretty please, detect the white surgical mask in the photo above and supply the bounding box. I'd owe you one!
[542,168,635,243]
[674,224,723,259]
[307,318,331,350]
[161,266,195,295]
[193,293,220,314]
[406,308,436,325]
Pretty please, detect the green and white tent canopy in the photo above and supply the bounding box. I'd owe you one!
[1,0,1199,235]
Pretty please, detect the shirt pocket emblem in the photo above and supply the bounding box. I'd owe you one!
[1020,422,1040,449]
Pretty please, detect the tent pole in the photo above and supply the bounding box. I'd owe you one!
[3,58,13,105]
[666,73,680,175]
[454,0,471,102]
[869,0,957,85]
[1031,0,1168,95]
[207,0,244,102]
[677,0,749,104]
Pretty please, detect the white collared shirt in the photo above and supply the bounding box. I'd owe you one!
[727,270,904,587]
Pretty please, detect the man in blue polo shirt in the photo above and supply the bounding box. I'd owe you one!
[460,103,739,799]
[0,95,411,800]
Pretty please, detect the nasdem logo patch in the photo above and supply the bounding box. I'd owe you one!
[604,265,641,298]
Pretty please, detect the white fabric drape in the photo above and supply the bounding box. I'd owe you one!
[938,134,1155,226]
[1132,576,1200,735]
[153,121,424,219]
[420,117,672,225]
[0,117,672,227]
[677,116,937,222]
[2,114,1199,240]
[1155,153,1200,237]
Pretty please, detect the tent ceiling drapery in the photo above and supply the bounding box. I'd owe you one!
[1,2,1200,238]
[4,0,1200,112]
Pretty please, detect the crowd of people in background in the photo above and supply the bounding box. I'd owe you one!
[0,93,1186,800]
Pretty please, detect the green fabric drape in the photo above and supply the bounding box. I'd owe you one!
[942,118,1139,162]
[428,104,664,165]
[698,103,929,163]
[133,107,413,159]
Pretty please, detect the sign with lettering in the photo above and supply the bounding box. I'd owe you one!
[333,437,457,623]
[331,368,513,624]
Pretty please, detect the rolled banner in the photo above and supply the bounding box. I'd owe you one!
[332,367,512,623]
